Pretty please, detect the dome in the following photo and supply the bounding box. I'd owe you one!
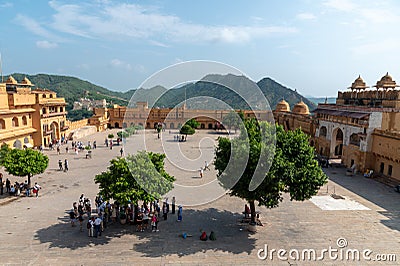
[5,75,17,84]
[20,77,33,86]
[349,75,368,90]
[275,99,290,112]
[374,72,399,89]
[292,100,310,115]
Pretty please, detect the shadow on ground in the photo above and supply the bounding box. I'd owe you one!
[34,208,256,256]
[326,167,400,232]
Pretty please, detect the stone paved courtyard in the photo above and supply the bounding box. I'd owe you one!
[0,129,400,265]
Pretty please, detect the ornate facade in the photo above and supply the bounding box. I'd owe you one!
[89,102,273,131]
[274,73,400,182]
[0,76,68,148]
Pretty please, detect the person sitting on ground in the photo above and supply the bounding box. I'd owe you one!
[209,231,216,241]
[200,231,208,241]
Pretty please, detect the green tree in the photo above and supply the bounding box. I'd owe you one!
[2,149,49,185]
[108,133,114,139]
[185,118,200,129]
[95,151,175,205]
[215,119,327,223]
[180,124,195,135]
[0,143,11,166]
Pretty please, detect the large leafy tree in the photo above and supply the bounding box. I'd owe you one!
[95,151,175,205]
[185,118,200,129]
[2,148,49,185]
[215,119,327,223]
[0,143,11,166]
[179,124,195,136]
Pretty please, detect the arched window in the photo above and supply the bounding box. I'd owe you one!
[12,117,19,127]
[22,116,28,126]
[170,123,174,129]
[24,137,29,144]
[60,107,64,112]
[42,108,47,114]
[50,94,54,98]
[0,119,5,129]
[336,129,343,140]
[114,122,120,128]
[13,140,22,149]
[350,133,360,146]
[123,123,127,128]
[42,94,46,98]
[319,126,327,138]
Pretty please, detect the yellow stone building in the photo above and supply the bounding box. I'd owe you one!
[0,76,67,148]
[89,101,273,131]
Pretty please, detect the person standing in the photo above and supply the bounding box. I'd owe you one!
[58,160,63,171]
[204,161,210,171]
[199,167,203,178]
[177,205,182,222]
[171,196,176,214]
[162,202,168,220]
[120,148,123,157]
[64,159,69,172]
[151,213,159,232]
[93,140,97,149]
[5,178,10,193]
[94,216,102,237]
[0,173,3,195]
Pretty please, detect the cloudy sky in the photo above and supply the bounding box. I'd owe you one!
[1,0,399,96]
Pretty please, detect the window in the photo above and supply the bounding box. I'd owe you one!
[12,117,19,127]
[42,94,46,98]
[0,119,5,129]
[380,162,384,174]
[42,108,47,114]
[388,165,393,176]
[349,133,360,146]
[60,107,64,112]
[319,126,327,138]
[22,116,27,126]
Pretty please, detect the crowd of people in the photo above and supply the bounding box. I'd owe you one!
[0,173,42,198]
[67,194,183,237]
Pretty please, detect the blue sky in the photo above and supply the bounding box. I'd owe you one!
[1,0,399,97]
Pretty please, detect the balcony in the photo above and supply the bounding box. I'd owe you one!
[41,112,67,118]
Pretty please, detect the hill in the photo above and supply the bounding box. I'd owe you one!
[8,73,317,115]
[151,74,317,111]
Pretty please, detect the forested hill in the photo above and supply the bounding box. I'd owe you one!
[8,73,316,111]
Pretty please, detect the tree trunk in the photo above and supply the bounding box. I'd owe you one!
[249,199,256,224]
[28,173,32,187]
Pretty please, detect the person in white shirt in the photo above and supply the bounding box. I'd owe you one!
[33,182,41,197]
[94,216,102,237]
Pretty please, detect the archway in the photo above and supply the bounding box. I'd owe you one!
[50,121,60,142]
[201,123,205,129]
[208,123,213,129]
[114,122,120,128]
[332,128,344,157]
[170,123,175,129]
[13,140,22,149]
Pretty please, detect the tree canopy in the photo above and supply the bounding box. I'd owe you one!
[180,124,195,135]
[0,143,11,166]
[215,119,327,223]
[95,151,175,205]
[2,148,49,185]
[185,118,200,129]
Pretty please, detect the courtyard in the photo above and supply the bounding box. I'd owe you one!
[0,129,399,265]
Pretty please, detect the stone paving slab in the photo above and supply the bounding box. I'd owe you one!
[0,130,400,265]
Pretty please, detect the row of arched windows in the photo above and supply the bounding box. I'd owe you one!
[0,116,28,130]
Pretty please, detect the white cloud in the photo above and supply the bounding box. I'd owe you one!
[323,0,356,11]
[109,59,132,71]
[36,40,58,49]
[351,39,400,55]
[15,14,56,40]
[296,12,317,20]
[27,2,296,45]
